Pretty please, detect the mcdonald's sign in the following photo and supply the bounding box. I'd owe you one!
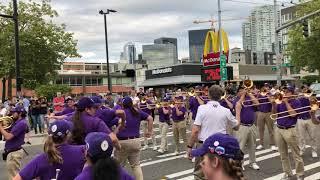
[202,29,229,67]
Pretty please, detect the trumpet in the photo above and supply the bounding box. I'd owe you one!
[0,116,14,129]
[269,98,319,120]
[242,93,305,107]
[139,102,170,109]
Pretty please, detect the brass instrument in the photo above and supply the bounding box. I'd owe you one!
[242,92,304,107]
[0,116,14,129]
[243,79,253,89]
[269,98,319,120]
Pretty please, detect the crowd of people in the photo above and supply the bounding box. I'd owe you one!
[0,81,319,180]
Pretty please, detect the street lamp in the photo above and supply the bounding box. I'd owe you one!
[99,9,117,93]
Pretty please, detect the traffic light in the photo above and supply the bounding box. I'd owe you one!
[302,20,309,38]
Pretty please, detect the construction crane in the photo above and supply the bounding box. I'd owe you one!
[193,17,249,30]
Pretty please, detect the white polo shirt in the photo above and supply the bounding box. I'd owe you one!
[194,101,238,141]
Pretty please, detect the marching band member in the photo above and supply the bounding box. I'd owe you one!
[0,105,28,180]
[233,86,260,170]
[113,98,123,110]
[171,96,187,155]
[189,87,202,122]
[114,96,153,180]
[69,97,120,150]
[91,96,126,130]
[272,86,304,180]
[256,86,277,151]
[139,93,157,151]
[157,99,172,154]
[53,97,75,116]
[297,89,318,158]
[187,85,240,180]
[191,133,245,180]
[75,132,133,180]
[13,120,85,180]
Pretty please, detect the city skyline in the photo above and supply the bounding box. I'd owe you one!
[2,0,297,63]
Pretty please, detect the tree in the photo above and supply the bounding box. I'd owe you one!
[35,84,71,101]
[287,0,320,72]
[0,0,80,92]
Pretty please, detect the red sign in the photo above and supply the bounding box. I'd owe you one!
[201,67,221,81]
[202,52,229,67]
[203,52,220,67]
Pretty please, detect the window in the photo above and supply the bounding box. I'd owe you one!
[92,78,97,86]
[85,77,92,86]
[63,77,69,85]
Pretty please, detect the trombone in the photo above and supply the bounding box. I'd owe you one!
[242,93,307,107]
[269,99,319,120]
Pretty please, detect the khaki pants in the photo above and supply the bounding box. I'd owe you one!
[158,122,169,151]
[275,126,304,177]
[297,119,317,153]
[114,138,143,180]
[6,149,25,180]
[257,112,275,146]
[236,125,257,164]
[173,120,187,152]
[193,142,205,180]
[141,121,156,147]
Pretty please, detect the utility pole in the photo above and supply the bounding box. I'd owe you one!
[274,0,281,86]
[218,0,225,87]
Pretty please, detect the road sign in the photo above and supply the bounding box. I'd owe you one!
[272,66,277,71]
[221,67,227,80]
[220,54,226,67]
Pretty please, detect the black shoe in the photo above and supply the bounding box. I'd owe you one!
[25,141,31,145]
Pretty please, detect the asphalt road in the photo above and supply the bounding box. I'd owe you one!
[1,117,320,180]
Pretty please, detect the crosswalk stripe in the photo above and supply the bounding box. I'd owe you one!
[305,172,320,180]
[166,169,194,179]
[177,175,194,180]
[264,161,320,180]
[141,154,186,167]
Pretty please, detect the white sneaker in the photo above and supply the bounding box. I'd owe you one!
[280,174,291,180]
[153,146,158,151]
[242,165,245,171]
[174,150,179,155]
[142,145,149,150]
[312,151,318,158]
[192,157,196,163]
[256,145,264,150]
[250,163,260,170]
[271,145,278,151]
[157,149,164,154]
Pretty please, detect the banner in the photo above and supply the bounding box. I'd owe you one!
[202,29,229,67]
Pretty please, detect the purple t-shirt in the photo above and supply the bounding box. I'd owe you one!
[276,99,301,127]
[158,107,171,123]
[113,104,123,110]
[189,97,200,120]
[298,97,311,120]
[257,94,272,113]
[233,96,256,125]
[75,166,134,180]
[5,118,28,151]
[117,108,149,138]
[81,112,111,135]
[95,108,117,128]
[171,106,186,122]
[19,144,85,180]
[55,107,75,116]
[140,100,152,115]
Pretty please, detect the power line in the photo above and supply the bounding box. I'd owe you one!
[223,0,281,6]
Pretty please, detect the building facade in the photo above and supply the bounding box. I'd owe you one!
[142,43,178,68]
[188,29,211,63]
[123,42,136,64]
[154,37,178,60]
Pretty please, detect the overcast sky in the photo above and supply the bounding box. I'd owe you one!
[2,0,293,63]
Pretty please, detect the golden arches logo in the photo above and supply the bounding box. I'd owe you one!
[203,29,229,56]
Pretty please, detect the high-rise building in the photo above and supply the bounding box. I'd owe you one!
[142,43,177,68]
[242,5,278,52]
[188,29,211,63]
[123,42,136,64]
[154,37,178,59]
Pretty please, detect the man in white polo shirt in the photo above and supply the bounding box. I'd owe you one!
[187,85,241,180]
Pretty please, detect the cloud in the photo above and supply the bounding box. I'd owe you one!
[3,0,276,63]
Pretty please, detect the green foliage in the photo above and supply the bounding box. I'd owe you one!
[35,84,71,101]
[0,0,80,90]
[301,75,320,85]
[287,0,320,72]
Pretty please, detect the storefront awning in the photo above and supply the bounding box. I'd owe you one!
[141,75,202,87]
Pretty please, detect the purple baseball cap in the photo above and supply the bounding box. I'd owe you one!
[85,132,113,157]
[48,120,71,137]
[283,85,295,93]
[10,105,26,113]
[122,96,132,106]
[191,133,243,160]
[91,96,102,106]
[76,97,95,109]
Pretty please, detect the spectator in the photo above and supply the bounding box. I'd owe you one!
[53,92,64,112]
